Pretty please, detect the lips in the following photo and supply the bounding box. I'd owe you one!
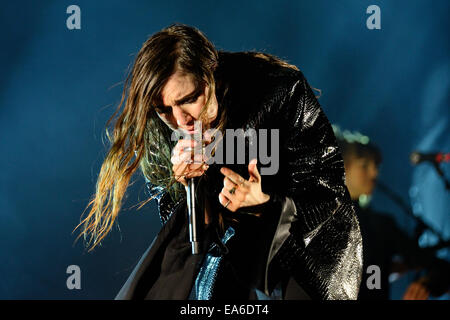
[181,127,195,133]
[178,126,197,135]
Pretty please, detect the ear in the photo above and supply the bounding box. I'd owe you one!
[248,158,260,183]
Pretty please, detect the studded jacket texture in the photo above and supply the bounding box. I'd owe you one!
[115,51,363,300]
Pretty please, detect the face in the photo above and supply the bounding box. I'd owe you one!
[344,156,379,200]
[155,71,218,134]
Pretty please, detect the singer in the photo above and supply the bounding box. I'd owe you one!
[78,24,363,300]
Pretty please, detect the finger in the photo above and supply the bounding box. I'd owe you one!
[172,145,205,165]
[172,157,191,185]
[221,186,245,203]
[402,286,414,300]
[177,177,188,187]
[403,283,419,300]
[220,167,246,187]
[188,161,206,172]
[173,150,204,166]
[173,140,204,163]
[172,158,191,180]
[408,283,420,299]
[223,177,245,198]
[223,175,237,189]
[415,285,429,300]
[173,154,207,176]
[182,145,206,164]
[173,139,197,155]
[402,291,411,300]
[187,158,210,176]
[171,150,192,165]
[248,158,260,183]
[176,165,201,182]
[185,170,206,179]
[218,193,233,211]
[173,171,188,186]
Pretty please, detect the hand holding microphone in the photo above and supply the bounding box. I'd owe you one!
[170,135,212,255]
[171,138,209,186]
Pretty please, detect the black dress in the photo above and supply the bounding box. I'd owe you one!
[143,175,290,300]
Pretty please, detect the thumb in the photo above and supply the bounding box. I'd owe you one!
[248,158,260,182]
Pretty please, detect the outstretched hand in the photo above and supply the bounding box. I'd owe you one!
[218,159,270,213]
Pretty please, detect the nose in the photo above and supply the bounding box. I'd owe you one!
[172,106,193,127]
[370,164,379,180]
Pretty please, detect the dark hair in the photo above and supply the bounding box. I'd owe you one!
[76,23,226,251]
[337,138,382,165]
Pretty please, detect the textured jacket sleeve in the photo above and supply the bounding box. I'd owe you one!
[259,72,363,299]
[144,177,183,225]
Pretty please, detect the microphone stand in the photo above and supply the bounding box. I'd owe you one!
[410,151,450,190]
[432,163,450,190]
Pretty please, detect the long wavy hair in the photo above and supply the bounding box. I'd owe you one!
[76,23,305,251]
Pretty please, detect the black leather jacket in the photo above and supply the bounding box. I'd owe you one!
[116,51,363,300]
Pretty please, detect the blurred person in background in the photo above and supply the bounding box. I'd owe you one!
[334,127,450,300]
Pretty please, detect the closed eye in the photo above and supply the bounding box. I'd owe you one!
[179,94,200,105]
[154,91,200,113]
[155,106,172,114]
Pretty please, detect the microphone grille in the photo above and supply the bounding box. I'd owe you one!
[410,151,420,165]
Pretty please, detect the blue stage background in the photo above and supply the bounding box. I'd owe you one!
[0,0,448,299]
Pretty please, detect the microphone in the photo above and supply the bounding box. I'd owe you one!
[186,176,201,254]
[410,151,450,165]
[183,139,205,255]
[178,127,205,255]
